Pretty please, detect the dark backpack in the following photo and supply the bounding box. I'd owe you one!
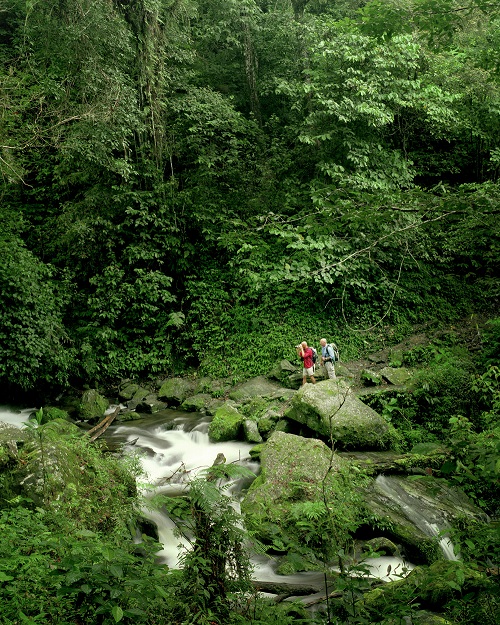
[326,343,340,362]
[311,347,318,364]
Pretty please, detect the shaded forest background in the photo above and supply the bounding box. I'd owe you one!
[1,0,499,395]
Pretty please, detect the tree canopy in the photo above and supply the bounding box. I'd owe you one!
[1,0,499,389]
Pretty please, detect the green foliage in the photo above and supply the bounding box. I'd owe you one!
[480,318,500,367]
[0,506,174,625]
[443,415,500,512]
[447,518,500,625]
[162,465,255,622]
[409,348,477,434]
[0,233,71,390]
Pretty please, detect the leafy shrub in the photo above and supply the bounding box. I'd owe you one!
[0,235,71,390]
[410,351,476,435]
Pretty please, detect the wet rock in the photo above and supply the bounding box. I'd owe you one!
[363,537,400,556]
[208,403,243,442]
[363,475,488,564]
[78,389,109,422]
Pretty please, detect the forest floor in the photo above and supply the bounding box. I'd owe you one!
[342,311,494,392]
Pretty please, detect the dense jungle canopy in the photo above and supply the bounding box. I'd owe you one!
[1,0,500,392]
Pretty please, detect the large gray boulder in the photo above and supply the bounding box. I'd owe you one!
[228,376,293,402]
[284,379,397,450]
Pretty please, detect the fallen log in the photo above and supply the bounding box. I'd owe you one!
[87,407,120,442]
[251,580,323,596]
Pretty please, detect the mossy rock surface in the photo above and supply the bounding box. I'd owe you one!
[361,369,383,386]
[338,450,449,476]
[284,379,397,450]
[208,403,243,442]
[243,419,263,443]
[241,431,355,546]
[78,389,109,422]
[42,407,71,424]
[363,536,400,556]
[229,376,293,402]
[362,560,488,614]
[249,443,265,460]
[180,393,213,412]
[380,366,413,385]
[157,378,194,405]
[118,383,139,401]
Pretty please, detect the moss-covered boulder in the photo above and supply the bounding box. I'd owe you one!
[363,475,488,564]
[241,431,362,560]
[41,406,71,424]
[157,378,195,405]
[335,363,353,378]
[180,393,214,412]
[208,404,244,442]
[361,560,489,615]
[338,450,449,476]
[257,410,281,438]
[118,383,140,401]
[249,443,265,461]
[77,389,108,422]
[136,395,168,414]
[363,537,400,556]
[284,379,397,450]
[380,366,413,385]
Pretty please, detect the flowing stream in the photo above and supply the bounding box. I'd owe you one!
[102,409,416,584]
[1,406,415,587]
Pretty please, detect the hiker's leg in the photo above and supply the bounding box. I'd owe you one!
[325,361,336,379]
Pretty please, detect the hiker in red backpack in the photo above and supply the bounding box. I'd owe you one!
[296,341,317,386]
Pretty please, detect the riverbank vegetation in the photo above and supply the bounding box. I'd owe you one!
[0,0,499,623]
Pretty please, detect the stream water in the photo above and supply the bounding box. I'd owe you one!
[1,406,416,588]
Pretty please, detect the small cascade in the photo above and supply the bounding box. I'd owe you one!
[374,475,459,561]
[112,412,257,567]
